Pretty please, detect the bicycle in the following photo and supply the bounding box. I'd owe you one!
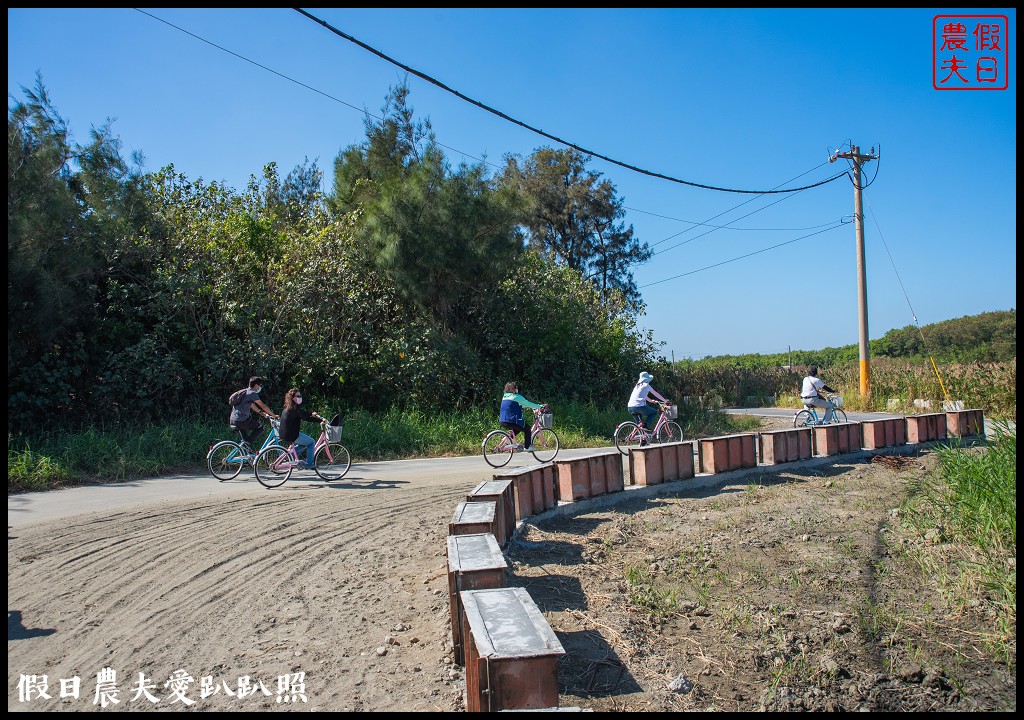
[613,400,683,456]
[207,417,281,481]
[253,418,351,488]
[482,405,559,468]
[793,393,848,427]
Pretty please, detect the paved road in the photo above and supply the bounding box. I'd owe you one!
[7,447,605,529]
[724,406,902,422]
[10,408,1008,529]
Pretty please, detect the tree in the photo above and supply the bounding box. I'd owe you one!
[501,147,651,309]
[330,82,525,331]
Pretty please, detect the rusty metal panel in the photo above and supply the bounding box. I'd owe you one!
[447,533,507,666]
[461,587,565,712]
[450,501,497,537]
[530,469,545,513]
[740,435,756,468]
[906,416,926,444]
[892,418,906,445]
[700,436,730,474]
[588,455,607,497]
[542,465,556,509]
[605,452,625,492]
[862,420,884,449]
[760,430,787,465]
[677,441,695,479]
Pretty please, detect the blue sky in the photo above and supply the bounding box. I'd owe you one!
[8,8,1017,359]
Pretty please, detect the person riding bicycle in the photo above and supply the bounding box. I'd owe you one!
[279,388,326,469]
[228,376,279,450]
[627,371,667,443]
[801,366,838,423]
[499,381,546,452]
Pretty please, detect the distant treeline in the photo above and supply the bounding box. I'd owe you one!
[680,310,1016,369]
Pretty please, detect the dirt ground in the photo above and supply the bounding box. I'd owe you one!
[7,416,1016,712]
[508,418,1016,712]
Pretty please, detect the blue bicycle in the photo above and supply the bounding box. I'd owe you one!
[207,418,281,481]
[793,393,848,427]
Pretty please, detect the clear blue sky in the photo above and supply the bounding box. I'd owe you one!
[8,8,1017,359]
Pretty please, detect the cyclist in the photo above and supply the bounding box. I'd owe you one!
[627,371,667,444]
[228,376,279,450]
[499,381,546,452]
[279,388,327,469]
[800,366,838,422]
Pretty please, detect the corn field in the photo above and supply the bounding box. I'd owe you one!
[658,358,1015,419]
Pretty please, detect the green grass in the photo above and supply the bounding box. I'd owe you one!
[9,400,746,491]
[899,422,1016,650]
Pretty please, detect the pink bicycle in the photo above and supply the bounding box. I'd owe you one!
[482,405,559,468]
[613,400,683,455]
[254,419,351,487]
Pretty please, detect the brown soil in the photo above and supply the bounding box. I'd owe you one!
[7,416,1015,711]
[508,419,1016,711]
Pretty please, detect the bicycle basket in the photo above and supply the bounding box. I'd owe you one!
[537,411,553,429]
[664,404,678,419]
[832,395,843,408]
[325,423,344,443]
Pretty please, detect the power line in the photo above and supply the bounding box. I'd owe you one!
[132,8,494,170]
[638,222,845,288]
[624,206,839,233]
[293,8,849,196]
[626,160,842,235]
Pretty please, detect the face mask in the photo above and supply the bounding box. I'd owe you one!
[254,386,262,394]
[295,397,303,405]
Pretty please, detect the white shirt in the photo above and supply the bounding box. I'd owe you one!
[629,381,665,407]
[801,376,824,398]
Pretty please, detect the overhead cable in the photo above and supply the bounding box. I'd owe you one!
[293,8,848,195]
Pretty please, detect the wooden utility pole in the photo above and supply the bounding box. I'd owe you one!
[830,144,879,400]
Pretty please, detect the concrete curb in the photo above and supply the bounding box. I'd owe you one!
[512,436,987,531]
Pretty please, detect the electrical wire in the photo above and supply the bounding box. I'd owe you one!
[132,8,495,170]
[293,8,849,195]
[624,205,839,232]
[642,160,840,254]
[638,222,846,288]
[866,201,950,401]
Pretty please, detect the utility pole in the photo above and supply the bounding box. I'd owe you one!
[830,144,879,400]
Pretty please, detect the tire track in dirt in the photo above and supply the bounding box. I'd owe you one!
[8,479,473,711]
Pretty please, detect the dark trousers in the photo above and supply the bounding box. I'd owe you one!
[233,416,263,446]
[628,405,657,429]
[501,421,532,448]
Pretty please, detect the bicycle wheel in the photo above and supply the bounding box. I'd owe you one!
[530,428,559,463]
[207,440,244,481]
[315,442,352,481]
[254,445,292,488]
[655,422,684,444]
[793,410,814,428]
[482,430,514,468]
[829,408,848,424]
[614,422,645,455]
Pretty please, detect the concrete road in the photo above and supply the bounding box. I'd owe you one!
[7,447,606,529]
[724,406,902,422]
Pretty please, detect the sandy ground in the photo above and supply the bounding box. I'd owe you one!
[8,418,1015,711]
[9,471,474,711]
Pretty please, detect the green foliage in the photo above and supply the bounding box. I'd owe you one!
[9,401,743,490]
[330,82,526,331]
[7,81,666,437]
[934,424,1016,549]
[501,146,651,310]
[874,311,1016,363]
